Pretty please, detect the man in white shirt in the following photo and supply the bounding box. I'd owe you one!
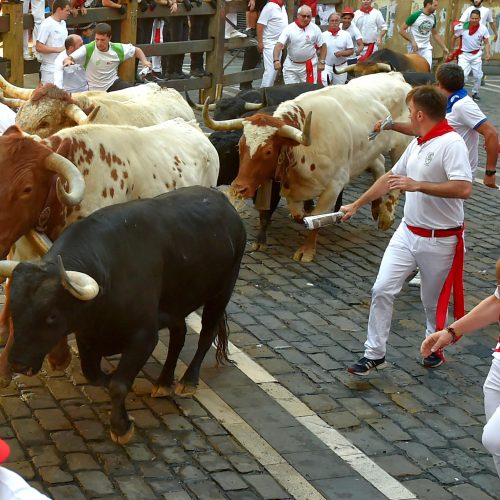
[23,0,45,60]
[455,10,491,101]
[54,35,89,93]
[321,13,354,86]
[63,23,152,92]
[341,7,363,62]
[257,0,288,87]
[460,0,498,42]
[343,85,472,374]
[317,4,336,26]
[0,103,16,134]
[399,0,449,69]
[273,5,326,84]
[353,0,387,61]
[36,0,72,84]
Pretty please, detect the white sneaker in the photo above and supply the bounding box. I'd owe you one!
[408,270,421,287]
[228,30,247,39]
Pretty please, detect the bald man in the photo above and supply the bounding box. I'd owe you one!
[54,34,89,93]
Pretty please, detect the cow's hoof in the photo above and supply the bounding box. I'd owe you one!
[293,247,315,262]
[377,215,394,232]
[0,371,13,388]
[251,241,267,252]
[110,421,135,445]
[174,380,197,397]
[48,353,72,372]
[151,383,175,398]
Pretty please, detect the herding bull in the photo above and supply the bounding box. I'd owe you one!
[0,120,219,387]
[0,187,246,444]
[333,48,430,77]
[205,72,412,262]
[0,77,194,137]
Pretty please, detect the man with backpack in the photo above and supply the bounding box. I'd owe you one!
[63,22,152,91]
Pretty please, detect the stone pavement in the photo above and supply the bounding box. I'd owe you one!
[1,71,499,499]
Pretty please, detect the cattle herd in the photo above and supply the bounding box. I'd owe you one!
[0,52,427,443]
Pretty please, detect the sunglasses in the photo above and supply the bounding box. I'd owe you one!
[299,14,312,18]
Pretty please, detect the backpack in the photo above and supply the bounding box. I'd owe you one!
[84,41,125,70]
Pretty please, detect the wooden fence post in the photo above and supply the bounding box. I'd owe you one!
[119,0,138,82]
[2,1,24,85]
[204,0,225,102]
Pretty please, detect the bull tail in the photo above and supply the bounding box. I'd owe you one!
[214,312,231,366]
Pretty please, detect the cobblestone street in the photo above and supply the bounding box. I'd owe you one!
[0,74,499,499]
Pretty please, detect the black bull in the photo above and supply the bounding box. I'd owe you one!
[6,187,246,444]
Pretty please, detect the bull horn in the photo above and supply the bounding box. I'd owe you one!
[202,98,243,131]
[244,102,264,111]
[58,255,99,301]
[184,91,215,111]
[0,93,25,109]
[333,64,356,75]
[86,105,101,123]
[64,103,89,125]
[0,74,33,100]
[43,153,85,206]
[374,63,393,73]
[215,83,223,102]
[277,111,312,146]
[0,260,20,279]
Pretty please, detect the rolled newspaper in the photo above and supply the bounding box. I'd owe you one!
[368,115,393,141]
[304,211,344,230]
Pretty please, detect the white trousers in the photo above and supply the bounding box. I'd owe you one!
[40,67,55,85]
[458,52,483,94]
[23,0,45,56]
[283,57,317,84]
[150,18,164,73]
[364,222,458,359]
[261,45,278,88]
[483,356,500,477]
[417,46,432,69]
[321,63,347,86]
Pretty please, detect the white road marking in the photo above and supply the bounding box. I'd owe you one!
[186,313,417,500]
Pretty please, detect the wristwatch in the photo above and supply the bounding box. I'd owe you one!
[319,59,325,64]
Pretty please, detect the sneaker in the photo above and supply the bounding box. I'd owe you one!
[421,352,444,368]
[347,356,387,376]
[143,70,163,82]
[472,93,480,101]
[408,270,421,287]
[23,53,34,61]
[228,30,247,39]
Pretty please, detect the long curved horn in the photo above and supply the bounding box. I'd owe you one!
[58,255,99,301]
[85,105,101,123]
[202,98,244,131]
[64,103,89,125]
[373,63,393,73]
[244,102,264,111]
[43,153,85,206]
[0,94,25,109]
[0,74,33,100]
[277,111,312,146]
[184,91,214,111]
[0,260,20,279]
[333,64,356,75]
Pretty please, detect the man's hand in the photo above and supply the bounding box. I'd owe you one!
[142,60,153,69]
[410,41,418,52]
[442,46,450,55]
[63,57,75,67]
[420,330,453,357]
[485,51,491,62]
[273,60,282,71]
[387,174,418,192]
[483,171,497,189]
[248,0,255,11]
[340,203,357,222]
[257,42,264,53]
[318,61,325,71]
[170,1,177,13]
[376,37,382,46]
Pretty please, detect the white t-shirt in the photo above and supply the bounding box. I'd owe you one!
[322,29,353,66]
[460,5,493,27]
[405,10,436,49]
[317,4,336,26]
[37,16,68,71]
[278,22,324,63]
[455,23,489,53]
[493,286,500,360]
[258,3,288,48]
[0,104,16,134]
[53,50,89,93]
[353,8,387,43]
[446,93,487,176]
[71,42,136,92]
[0,466,50,499]
[392,131,472,229]
[342,23,362,47]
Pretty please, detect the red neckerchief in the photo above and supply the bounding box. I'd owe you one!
[295,19,308,30]
[417,119,454,145]
[328,28,340,36]
[469,23,480,36]
[360,6,373,14]
[269,0,284,6]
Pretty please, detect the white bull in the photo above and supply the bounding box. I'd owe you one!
[0,78,195,138]
[204,72,412,261]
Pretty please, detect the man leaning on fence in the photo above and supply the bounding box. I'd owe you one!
[63,22,152,91]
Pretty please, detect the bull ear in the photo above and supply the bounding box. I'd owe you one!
[2,124,24,137]
[57,255,99,301]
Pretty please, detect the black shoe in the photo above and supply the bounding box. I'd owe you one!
[167,72,190,80]
[472,93,480,101]
[347,356,386,376]
[190,68,206,78]
[421,352,444,368]
[143,71,163,82]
